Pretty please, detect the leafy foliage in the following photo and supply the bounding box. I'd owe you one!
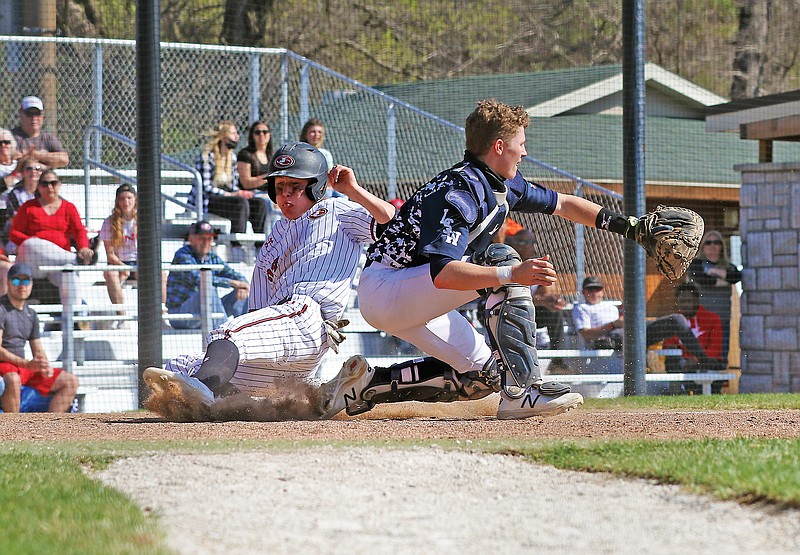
[57,0,800,97]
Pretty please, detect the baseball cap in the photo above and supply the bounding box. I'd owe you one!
[188,220,218,235]
[21,96,44,112]
[116,183,136,197]
[8,263,34,280]
[389,198,405,210]
[582,276,604,290]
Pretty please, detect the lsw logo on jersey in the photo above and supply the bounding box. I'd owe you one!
[440,212,461,246]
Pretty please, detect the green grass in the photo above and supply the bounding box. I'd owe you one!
[583,391,800,410]
[504,438,800,508]
[2,393,799,553]
[0,450,168,555]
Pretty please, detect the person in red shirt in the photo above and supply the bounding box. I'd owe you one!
[663,281,724,371]
[9,169,93,293]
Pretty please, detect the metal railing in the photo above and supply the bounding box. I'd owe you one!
[35,264,224,374]
[83,124,204,226]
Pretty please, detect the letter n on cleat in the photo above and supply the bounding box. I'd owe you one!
[521,393,540,408]
[343,387,357,409]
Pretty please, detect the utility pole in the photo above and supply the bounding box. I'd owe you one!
[22,0,58,129]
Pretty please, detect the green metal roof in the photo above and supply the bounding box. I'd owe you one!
[527,114,800,184]
[376,65,626,126]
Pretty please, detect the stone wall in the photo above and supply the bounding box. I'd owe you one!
[736,162,800,392]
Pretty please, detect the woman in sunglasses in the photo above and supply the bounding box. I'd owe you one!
[0,128,21,191]
[236,121,274,191]
[687,229,743,364]
[0,160,43,255]
[9,169,94,291]
[237,120,279,236]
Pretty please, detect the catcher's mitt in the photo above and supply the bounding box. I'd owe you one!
[631,205,704,281]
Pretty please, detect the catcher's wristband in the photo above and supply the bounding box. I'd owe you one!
[497,266,513,285]
[596,207,639,240]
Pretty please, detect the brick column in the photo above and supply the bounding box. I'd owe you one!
[736,162,800,392]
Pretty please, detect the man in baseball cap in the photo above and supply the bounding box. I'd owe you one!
[187,220,219,236]
[12,95,69,169]
[581,276,604,290]
[0,261,79,412]
[165,219,249,329]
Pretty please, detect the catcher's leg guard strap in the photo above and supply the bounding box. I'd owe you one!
[194,339,239,393]
[358,357,500,409]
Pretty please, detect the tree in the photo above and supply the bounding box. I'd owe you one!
[730,0,770,99]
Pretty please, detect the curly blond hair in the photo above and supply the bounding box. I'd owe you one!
[465,100,529,156]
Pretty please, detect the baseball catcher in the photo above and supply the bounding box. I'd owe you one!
[321,100,705,420]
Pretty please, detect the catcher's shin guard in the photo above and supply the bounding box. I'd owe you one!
[193,339,240,394]
[347,357,500,416]
[475,243,541,399]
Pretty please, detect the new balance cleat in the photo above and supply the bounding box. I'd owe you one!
[319,355,375,418]
[144,367,215,407]
[497,381,583,419]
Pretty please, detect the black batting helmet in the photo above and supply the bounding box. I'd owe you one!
[266,142,328,203]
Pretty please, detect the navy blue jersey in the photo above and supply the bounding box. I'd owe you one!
[367,158,557,271]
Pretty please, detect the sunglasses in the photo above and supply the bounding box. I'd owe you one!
[11,277,32,286]
[25,165,43,171]
[39,180,60,187]
[253,129,271,135]
[704,240,723,246]
[0,140,11,145]
[23,110,42,117]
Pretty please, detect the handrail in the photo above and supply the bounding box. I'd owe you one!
[83,124,204,227]
[37,264,225,373]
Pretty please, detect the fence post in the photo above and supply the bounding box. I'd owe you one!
[280,53,289,145]
[300,63,309,126]
[93,43,103,169]
[199,268,213,346]
[59,269,77,374]
[387,103,397,201]
[249,53,260,124]
[575,182,586,295]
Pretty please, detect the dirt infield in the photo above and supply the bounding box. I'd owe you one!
[3,401,800,442]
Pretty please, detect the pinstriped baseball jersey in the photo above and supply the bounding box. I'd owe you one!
[165,197,379,395]
[249,197,378,319]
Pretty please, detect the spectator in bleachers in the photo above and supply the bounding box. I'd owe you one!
[189,121,268,262]
[0,263,79,412]
[99,183,140,328]
[0,128,22,191]
[662,281,725,372]
[505,228,566,348]
[237,121,278,238]
[165,220,249,330]
[0,160,43,254]
[299,118,334,170]
[573,276,723,370]
[236,121,274,191]
[687,230,742,364]
[9,169,94,293]
[11,96,69,170]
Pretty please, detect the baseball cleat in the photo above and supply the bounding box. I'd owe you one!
[496,384,583,419]
[144,367,215,407]
[319,355,375,418]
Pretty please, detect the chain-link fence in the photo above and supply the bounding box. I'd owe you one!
[1,37,626,412]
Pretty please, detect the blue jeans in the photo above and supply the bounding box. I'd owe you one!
[168,289,248,330]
